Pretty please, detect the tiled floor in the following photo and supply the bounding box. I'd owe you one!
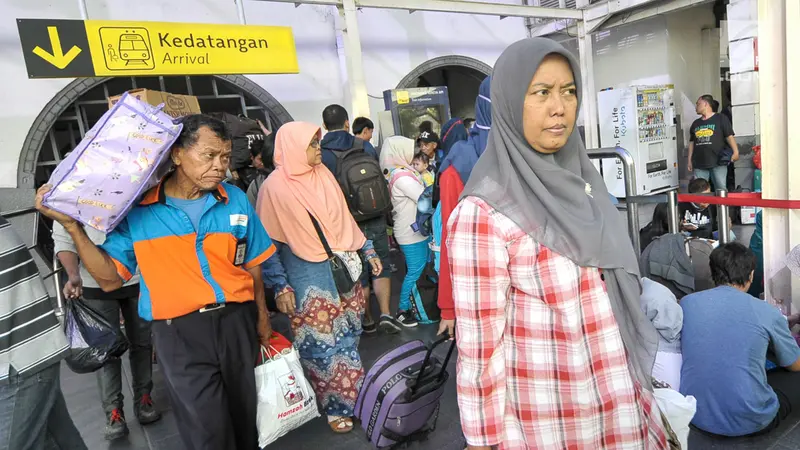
[62,231,800,450]
[62,322,462,450]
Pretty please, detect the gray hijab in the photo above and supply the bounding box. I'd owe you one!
[462,38,658,390]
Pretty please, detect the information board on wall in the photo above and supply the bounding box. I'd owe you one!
[17,18,299,78]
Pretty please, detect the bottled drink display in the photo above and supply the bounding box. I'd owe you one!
[637,89,667,143]
[636,90,665,108]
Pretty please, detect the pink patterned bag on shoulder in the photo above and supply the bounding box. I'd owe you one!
[42,92,183,232]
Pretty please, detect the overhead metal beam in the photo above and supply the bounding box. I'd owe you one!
[585,0,712,34]
[259,0,583,20]
[530,19,574,37]
[533,0,712,37]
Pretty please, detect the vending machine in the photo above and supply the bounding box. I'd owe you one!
[597,85,679,198]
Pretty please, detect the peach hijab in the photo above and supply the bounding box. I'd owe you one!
[257,121,365,263]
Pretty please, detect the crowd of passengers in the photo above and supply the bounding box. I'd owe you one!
[3,36,800,450]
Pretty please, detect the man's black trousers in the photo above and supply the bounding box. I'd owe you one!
[152,301,259,450]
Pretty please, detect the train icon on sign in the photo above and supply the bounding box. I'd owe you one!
[98,27,155,71]
[119,33,150,65]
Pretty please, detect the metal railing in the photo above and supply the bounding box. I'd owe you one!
[667,190,679,234]
[585,147,641,253]
[585,147,691,255]
[716,189,732,245]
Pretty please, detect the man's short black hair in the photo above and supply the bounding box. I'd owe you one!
[710,242,756,287]
[700,94,715,108]
[322,104,349,131]
[352,117,374,135]
[688,177,711,193]
[260,132,277,171]
[174,114,231,149]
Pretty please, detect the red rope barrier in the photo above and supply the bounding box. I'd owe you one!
[677,193,800,209]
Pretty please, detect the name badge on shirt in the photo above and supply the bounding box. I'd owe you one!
[234,238,247,266]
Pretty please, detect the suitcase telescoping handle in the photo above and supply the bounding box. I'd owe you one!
[411,333,457,393]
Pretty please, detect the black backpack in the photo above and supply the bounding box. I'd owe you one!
[332,139,391,222]
[209,112,265,171]
[409,262,440,324]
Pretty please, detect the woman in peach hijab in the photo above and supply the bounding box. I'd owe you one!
[256,122,382,434]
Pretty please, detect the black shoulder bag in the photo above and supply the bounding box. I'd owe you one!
[307,212,358,294]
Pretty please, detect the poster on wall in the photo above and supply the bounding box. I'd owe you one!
[598,88,637,198]
[598,85,679,198]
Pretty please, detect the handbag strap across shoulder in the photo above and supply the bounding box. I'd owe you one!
[307,211,334,259]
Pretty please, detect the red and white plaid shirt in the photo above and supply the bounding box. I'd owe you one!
[448,197,667,450]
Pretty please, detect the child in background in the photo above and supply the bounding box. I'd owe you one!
[412,152,435,187]
[680,178,718,240]
[680,177,736,241]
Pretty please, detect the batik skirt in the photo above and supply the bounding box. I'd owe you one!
[278,245,366,417]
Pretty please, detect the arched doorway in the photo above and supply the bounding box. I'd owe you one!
[396,56,491,122]
[19,75,293,260]
[18,75,293,189]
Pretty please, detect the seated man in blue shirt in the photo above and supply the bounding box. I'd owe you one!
[680,242,800,437]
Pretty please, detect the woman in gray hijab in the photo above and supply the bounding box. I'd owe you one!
[448,38,668,449]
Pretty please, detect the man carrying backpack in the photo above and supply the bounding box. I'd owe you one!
[321,105,399,335]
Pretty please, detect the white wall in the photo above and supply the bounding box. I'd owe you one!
[0,0,525,188]
[727,0,759,139]
[591,16,670,92]
[665,6,719,144]
[590,6,718,145]
[357,8,526,129]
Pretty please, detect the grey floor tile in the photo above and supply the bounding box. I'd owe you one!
[151,433,184,450]
[62,364,152,450]
[65,247,800,450]
[777,423,800,448]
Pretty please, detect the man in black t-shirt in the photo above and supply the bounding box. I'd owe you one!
[687,94,739,191]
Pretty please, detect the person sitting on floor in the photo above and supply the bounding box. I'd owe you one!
[640,203,670,252]
[680,242,800,437]
[641,277,684,391]
[680,178,718,240]
[680,177,735,242]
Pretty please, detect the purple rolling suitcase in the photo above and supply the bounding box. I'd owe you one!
[42,92,182,233]
[355,335,456,448]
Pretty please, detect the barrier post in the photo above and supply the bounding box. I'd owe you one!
[585,147,640,254]
[716,189,732,244]
[667,189,680,234]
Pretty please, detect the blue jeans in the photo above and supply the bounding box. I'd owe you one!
[695,166,728,192]
[0,362,87,450]
[399,239,431,312]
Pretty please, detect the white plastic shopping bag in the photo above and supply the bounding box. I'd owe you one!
[654,388,696,450]
[256,346,320,447]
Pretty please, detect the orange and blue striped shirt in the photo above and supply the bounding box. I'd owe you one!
[101,181,274,321]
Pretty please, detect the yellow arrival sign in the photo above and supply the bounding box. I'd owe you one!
[16,18,299,78]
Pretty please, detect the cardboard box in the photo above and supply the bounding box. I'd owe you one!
[108,89,201,119]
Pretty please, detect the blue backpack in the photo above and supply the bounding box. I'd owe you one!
[415,185,435,237]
